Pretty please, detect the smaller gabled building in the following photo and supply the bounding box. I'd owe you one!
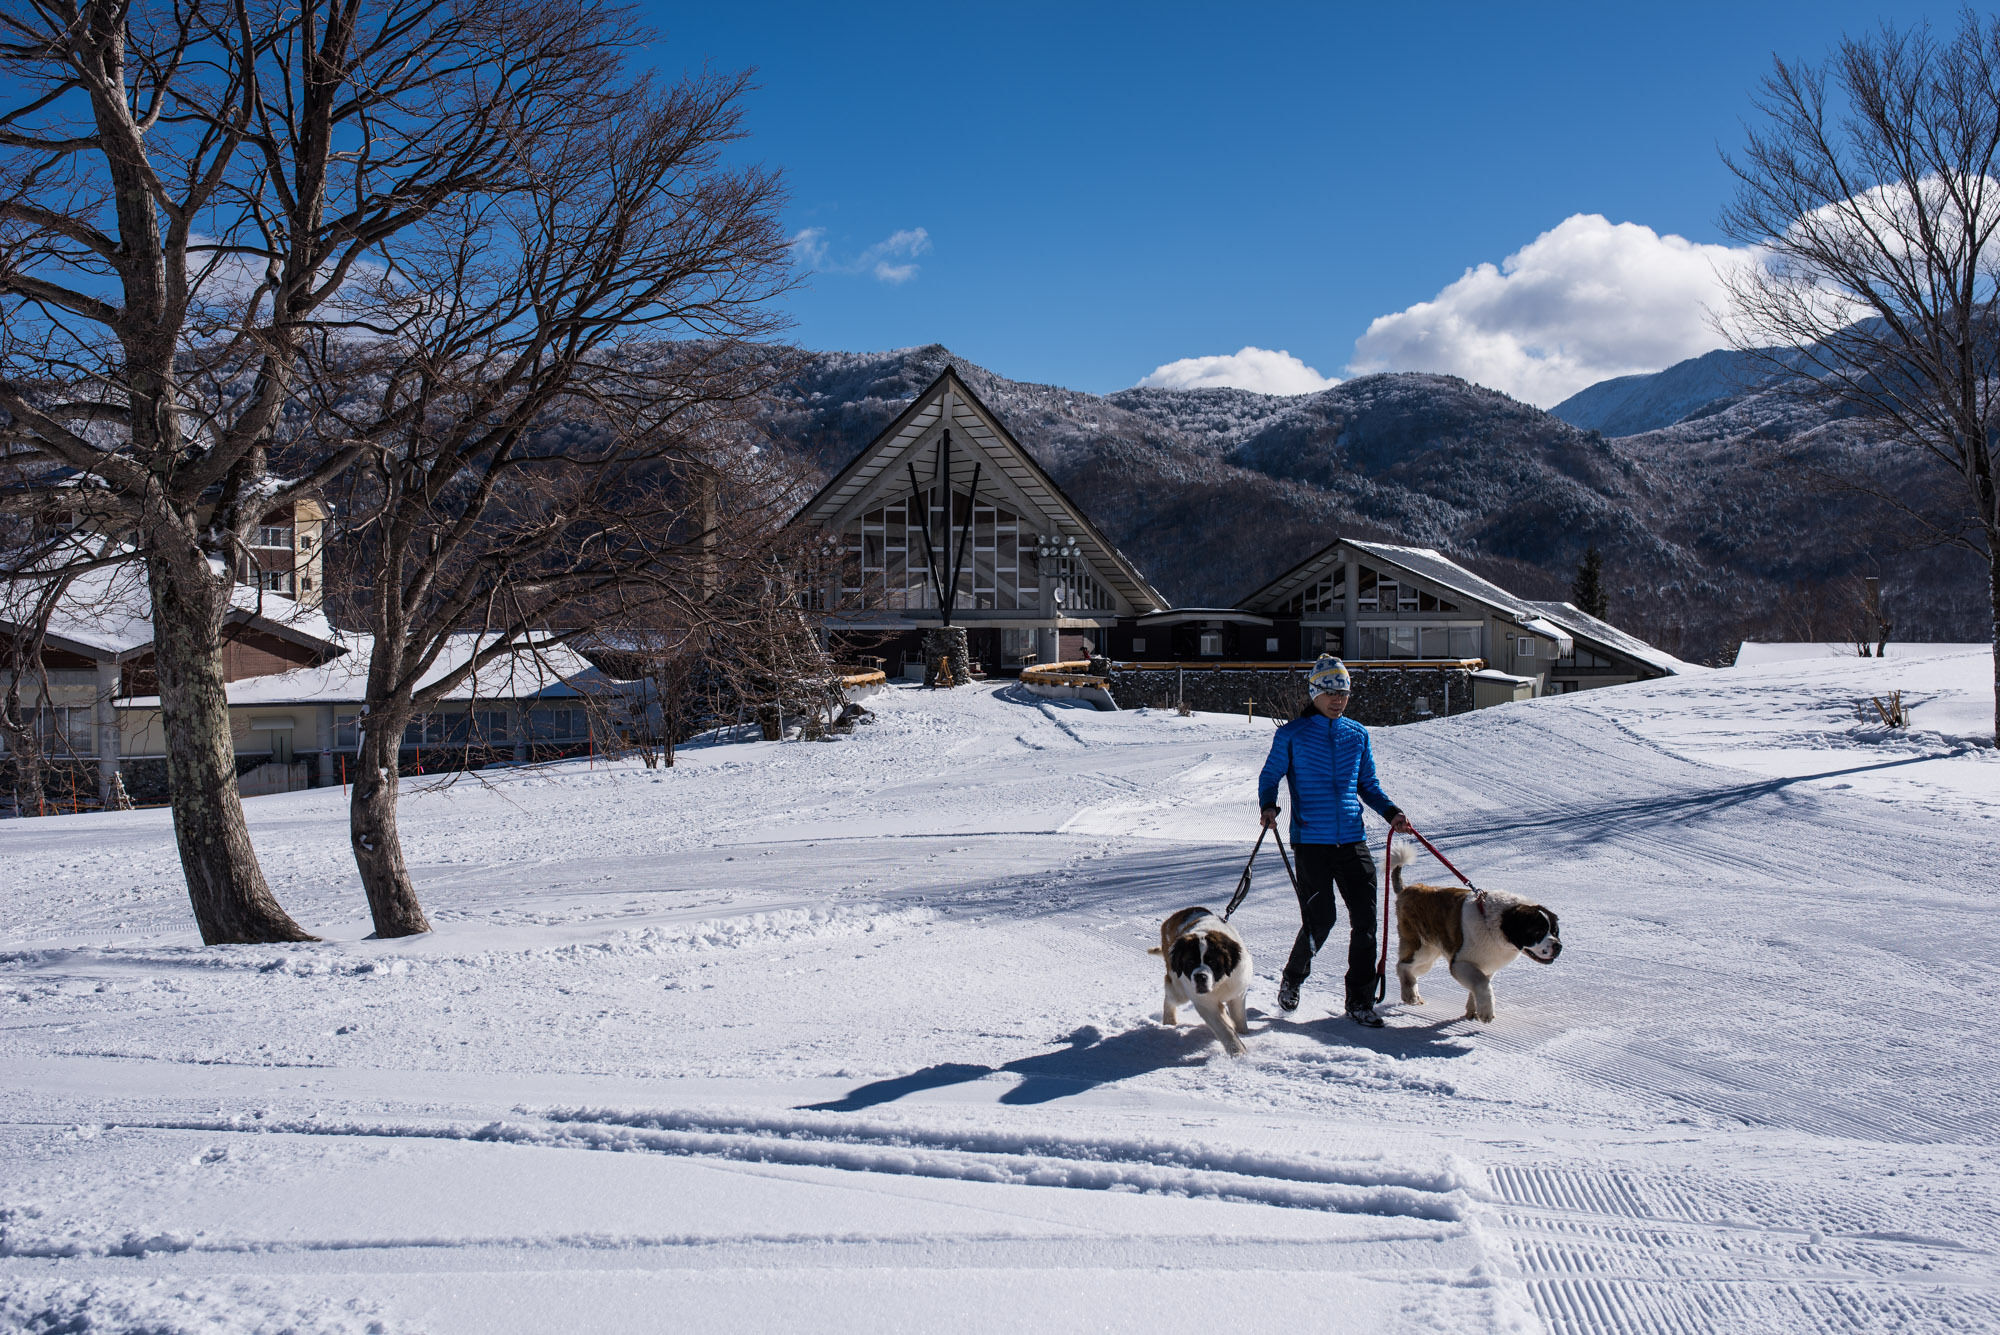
[1095,537,1683,716]
[1234,537,1575,689]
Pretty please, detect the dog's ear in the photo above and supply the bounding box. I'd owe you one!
[1205,933,1242,978]
[1169,937,1203,976]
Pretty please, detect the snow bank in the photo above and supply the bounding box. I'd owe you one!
[0,1279,395,1335]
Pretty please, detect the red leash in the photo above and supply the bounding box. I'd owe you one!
[1379,824,1482,1003]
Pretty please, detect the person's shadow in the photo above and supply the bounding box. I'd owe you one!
[801,1021,1227,1110]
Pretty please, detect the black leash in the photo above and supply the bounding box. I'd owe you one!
[1222,822,1300,922]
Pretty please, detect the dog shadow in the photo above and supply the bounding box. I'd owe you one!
[800,1021,1230,1111]
[1282,1009,1481,1055]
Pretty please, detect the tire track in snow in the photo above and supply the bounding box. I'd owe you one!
[85,1107,1475,1223]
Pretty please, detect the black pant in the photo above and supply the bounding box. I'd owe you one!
[1283,841,1381,1010]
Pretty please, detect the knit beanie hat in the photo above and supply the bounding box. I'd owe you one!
[1305,654,1352,696]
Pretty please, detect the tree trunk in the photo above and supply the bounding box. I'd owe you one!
[349,723,432,938]
[1990,545,2000,743]
[7,741,44,818]
[148,555,316,943]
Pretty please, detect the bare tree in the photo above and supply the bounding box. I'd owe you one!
[0,541,82,816]
[1721,12,2000,737]
[0,0,635,940]
[299,72,794,936]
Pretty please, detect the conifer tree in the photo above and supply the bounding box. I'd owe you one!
[1571,546,1609,619]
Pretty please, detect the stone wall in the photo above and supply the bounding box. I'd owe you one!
[922,627,975,688]
[1105,663,1476,726]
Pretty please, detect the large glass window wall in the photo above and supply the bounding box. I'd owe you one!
[842,493,1036,611]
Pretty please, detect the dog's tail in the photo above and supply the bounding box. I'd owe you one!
[1389,840,1416,894]
[1147,945,1163,956]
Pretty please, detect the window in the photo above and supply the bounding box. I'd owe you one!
[530,705,589,741]
[1283,573,1344,615]
[254,525,294,549]
[1557,645,1615,669]
[0,707,93,755]
[1450,626,1480,659]
[1198,631,1223,656]
[1131,637,1146,653]
[1517,638,1536,659]
[844,493,1035,611]
[1265,637,1280,653]
[336,714,359,748]
[258,570,293,594]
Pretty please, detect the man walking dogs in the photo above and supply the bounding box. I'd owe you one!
[1259,655,1414,1027]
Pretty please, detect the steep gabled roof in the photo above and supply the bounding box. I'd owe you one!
[788,366,1167,614]
[1346,540,1540,621]
[1238,536,1572,649]
[1524,600,1693,676]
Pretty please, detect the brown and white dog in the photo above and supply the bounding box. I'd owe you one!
[1149,907,1251,1056]
[1391,843,1561,1023]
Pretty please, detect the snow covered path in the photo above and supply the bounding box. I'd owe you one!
[2,652,1997,1333]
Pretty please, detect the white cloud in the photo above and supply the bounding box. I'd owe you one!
[1136,346,1339,396]
[1348,214,1765,408]
[789,226,931,284]
[788,227,830,272]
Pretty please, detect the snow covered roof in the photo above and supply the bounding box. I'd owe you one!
[122,633,603,708]
[1239,536,1572,652]
[4,539,334,662]
[2,549,342,662]
[1133,607,1274,625]
[1525,600,1694,676]
[1344,541,1542,622]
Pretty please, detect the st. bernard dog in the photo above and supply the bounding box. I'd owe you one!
[1390,843,1561,1023]
[1149,907,1251,1057]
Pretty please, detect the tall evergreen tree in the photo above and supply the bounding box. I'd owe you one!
[1571,546,1609,619]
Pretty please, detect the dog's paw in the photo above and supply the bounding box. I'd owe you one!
[1404,990,1426,1006]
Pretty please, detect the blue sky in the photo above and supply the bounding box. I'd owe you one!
[636,3,1989,404]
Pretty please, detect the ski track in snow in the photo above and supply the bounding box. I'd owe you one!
[1,653,1996,1333]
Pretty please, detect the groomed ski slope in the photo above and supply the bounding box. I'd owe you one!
[2,648,1996,1334]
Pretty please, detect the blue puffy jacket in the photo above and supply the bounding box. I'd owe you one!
[1258,713,1402,845]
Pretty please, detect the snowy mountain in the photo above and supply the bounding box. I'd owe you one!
[754,347,1988,661]
[1546,347,1774,436]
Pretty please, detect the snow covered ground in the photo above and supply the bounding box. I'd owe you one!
[2,648,1997,1333]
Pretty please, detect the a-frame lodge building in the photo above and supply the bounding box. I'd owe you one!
[790,368,1167,677]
